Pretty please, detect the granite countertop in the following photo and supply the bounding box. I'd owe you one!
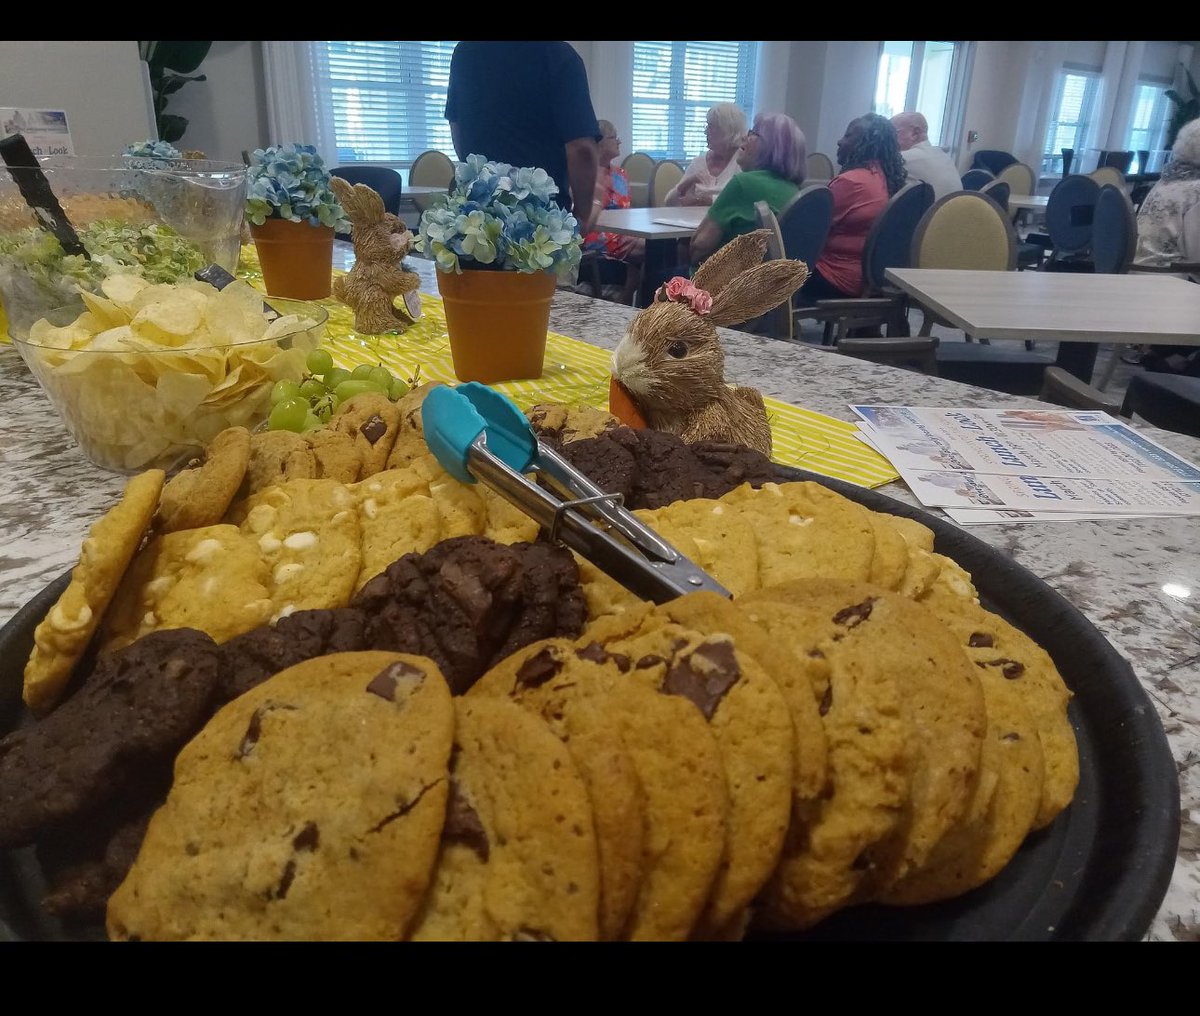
[1,252,1196,941]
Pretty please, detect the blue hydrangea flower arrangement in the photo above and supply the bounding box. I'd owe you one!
[415,154,582,276]
[122,140,183,162]
[244,144,348,231]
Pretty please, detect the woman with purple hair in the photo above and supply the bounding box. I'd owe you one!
[688,111,807,262]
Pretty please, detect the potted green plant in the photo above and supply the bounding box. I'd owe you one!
[415,154,583,382]
[244,144,348,299]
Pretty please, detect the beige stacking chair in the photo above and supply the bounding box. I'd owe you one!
[621,152,655,208]
[408,150,456,214]
[650,159,684,207]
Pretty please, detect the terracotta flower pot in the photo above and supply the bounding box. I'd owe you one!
[436,268,556,383]
[249,218,334,299]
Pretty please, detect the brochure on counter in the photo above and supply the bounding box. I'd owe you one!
[852,405,1200,523]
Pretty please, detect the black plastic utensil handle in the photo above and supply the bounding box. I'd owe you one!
[0,134,88,257]
[193,263,280,319]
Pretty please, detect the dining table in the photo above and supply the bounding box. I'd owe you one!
[885,267,1200,383]
[1,248,1197,942]
[595,205,708,306]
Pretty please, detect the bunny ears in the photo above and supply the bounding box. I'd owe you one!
[653,230,809,329]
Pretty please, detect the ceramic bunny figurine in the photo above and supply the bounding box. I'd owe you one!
[329,176,421,334]
[609,230,808,457]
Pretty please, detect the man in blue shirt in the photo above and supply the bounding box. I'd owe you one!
[445,41,600,231]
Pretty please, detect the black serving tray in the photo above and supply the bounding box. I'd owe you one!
[0,469,1181,941]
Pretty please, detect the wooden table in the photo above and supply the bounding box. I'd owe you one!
[885,268,1200,381]
[405,184,447,197]
[595,206,707,305]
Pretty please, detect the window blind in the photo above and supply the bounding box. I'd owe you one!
[316,41,459,170]
[631,42,758,160]
[1042,70,1100,173]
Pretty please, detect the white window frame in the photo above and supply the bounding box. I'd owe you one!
[315,41,459,175]
[1042,67,1102,177]
[872,41,973,159]
[630,41,759,161]
[1125,77,1173,174]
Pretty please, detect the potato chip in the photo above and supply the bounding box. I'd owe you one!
[80,291,131,329]
[132,299,204,345]
[100,274,150,307]
[28,317,93,350]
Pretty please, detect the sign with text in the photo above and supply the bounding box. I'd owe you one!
[0,108,74,158]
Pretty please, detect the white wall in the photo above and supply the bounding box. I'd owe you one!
[0,41,152,156]
[168,41,269,161]
[813,42,878,158]
[959,41,1032,172]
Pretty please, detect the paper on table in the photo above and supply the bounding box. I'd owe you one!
[650,214,704,228]
[902,469,1200,515]
[943,507,1171,525]
[851,405,1200,482]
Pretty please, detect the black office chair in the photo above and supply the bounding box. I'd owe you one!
[979,179,1010,214]
[971,150,1018,175]
[961,168,994,191]
[1039,173,1101,271]
[777,184,835,273]
[793,181,935,343]
[329,165,404,240]
[751,187,834,340]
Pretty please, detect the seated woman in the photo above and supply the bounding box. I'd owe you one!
[664,102,747,207]
[580,119,645,304]
[1135,118,1200,273]
[1132,117,1200,373]
[797,113,908,303]
[688,112,808,263]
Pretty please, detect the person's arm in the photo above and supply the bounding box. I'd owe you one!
[449,122,466,162]
[689,214,725,262]
[690,175,744,261]
[567,136,600,233]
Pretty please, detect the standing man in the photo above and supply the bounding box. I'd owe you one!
[445,41,600,232]
[891,112,963,201]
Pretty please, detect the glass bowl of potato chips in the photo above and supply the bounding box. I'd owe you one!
[0,155,247,342]
[11,274,327,473]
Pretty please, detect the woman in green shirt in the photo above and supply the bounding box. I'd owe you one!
[690,112,808,263]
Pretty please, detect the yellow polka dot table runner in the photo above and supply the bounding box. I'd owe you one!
[240,248,898,488]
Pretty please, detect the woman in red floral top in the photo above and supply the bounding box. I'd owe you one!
[581,119,644,302]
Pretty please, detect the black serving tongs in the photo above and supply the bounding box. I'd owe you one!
[422,382,731,603]
[0,134,88,257]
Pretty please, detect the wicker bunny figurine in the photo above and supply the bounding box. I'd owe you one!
[329,176,421,334]
[610,230,808,457]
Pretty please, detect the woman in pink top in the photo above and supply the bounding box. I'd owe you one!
[799,114,908,301]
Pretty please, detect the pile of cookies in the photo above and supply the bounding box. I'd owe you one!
[5,391,1080,939]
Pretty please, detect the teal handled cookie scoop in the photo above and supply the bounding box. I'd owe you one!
[422,382,730,603]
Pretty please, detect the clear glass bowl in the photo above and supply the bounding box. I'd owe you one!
[0,155,247,340]
[12,297,327,474]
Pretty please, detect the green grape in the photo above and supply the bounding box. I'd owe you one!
[270,379,302,405]
[269,397,309,433]
[299,378,328,400]
[323,367,351,390]
[334,379,387,403]
[367,366,393,389]
[306,348,334,375]
[301,411,323,432]
[351,363,375,381]
[389,377,410,401]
